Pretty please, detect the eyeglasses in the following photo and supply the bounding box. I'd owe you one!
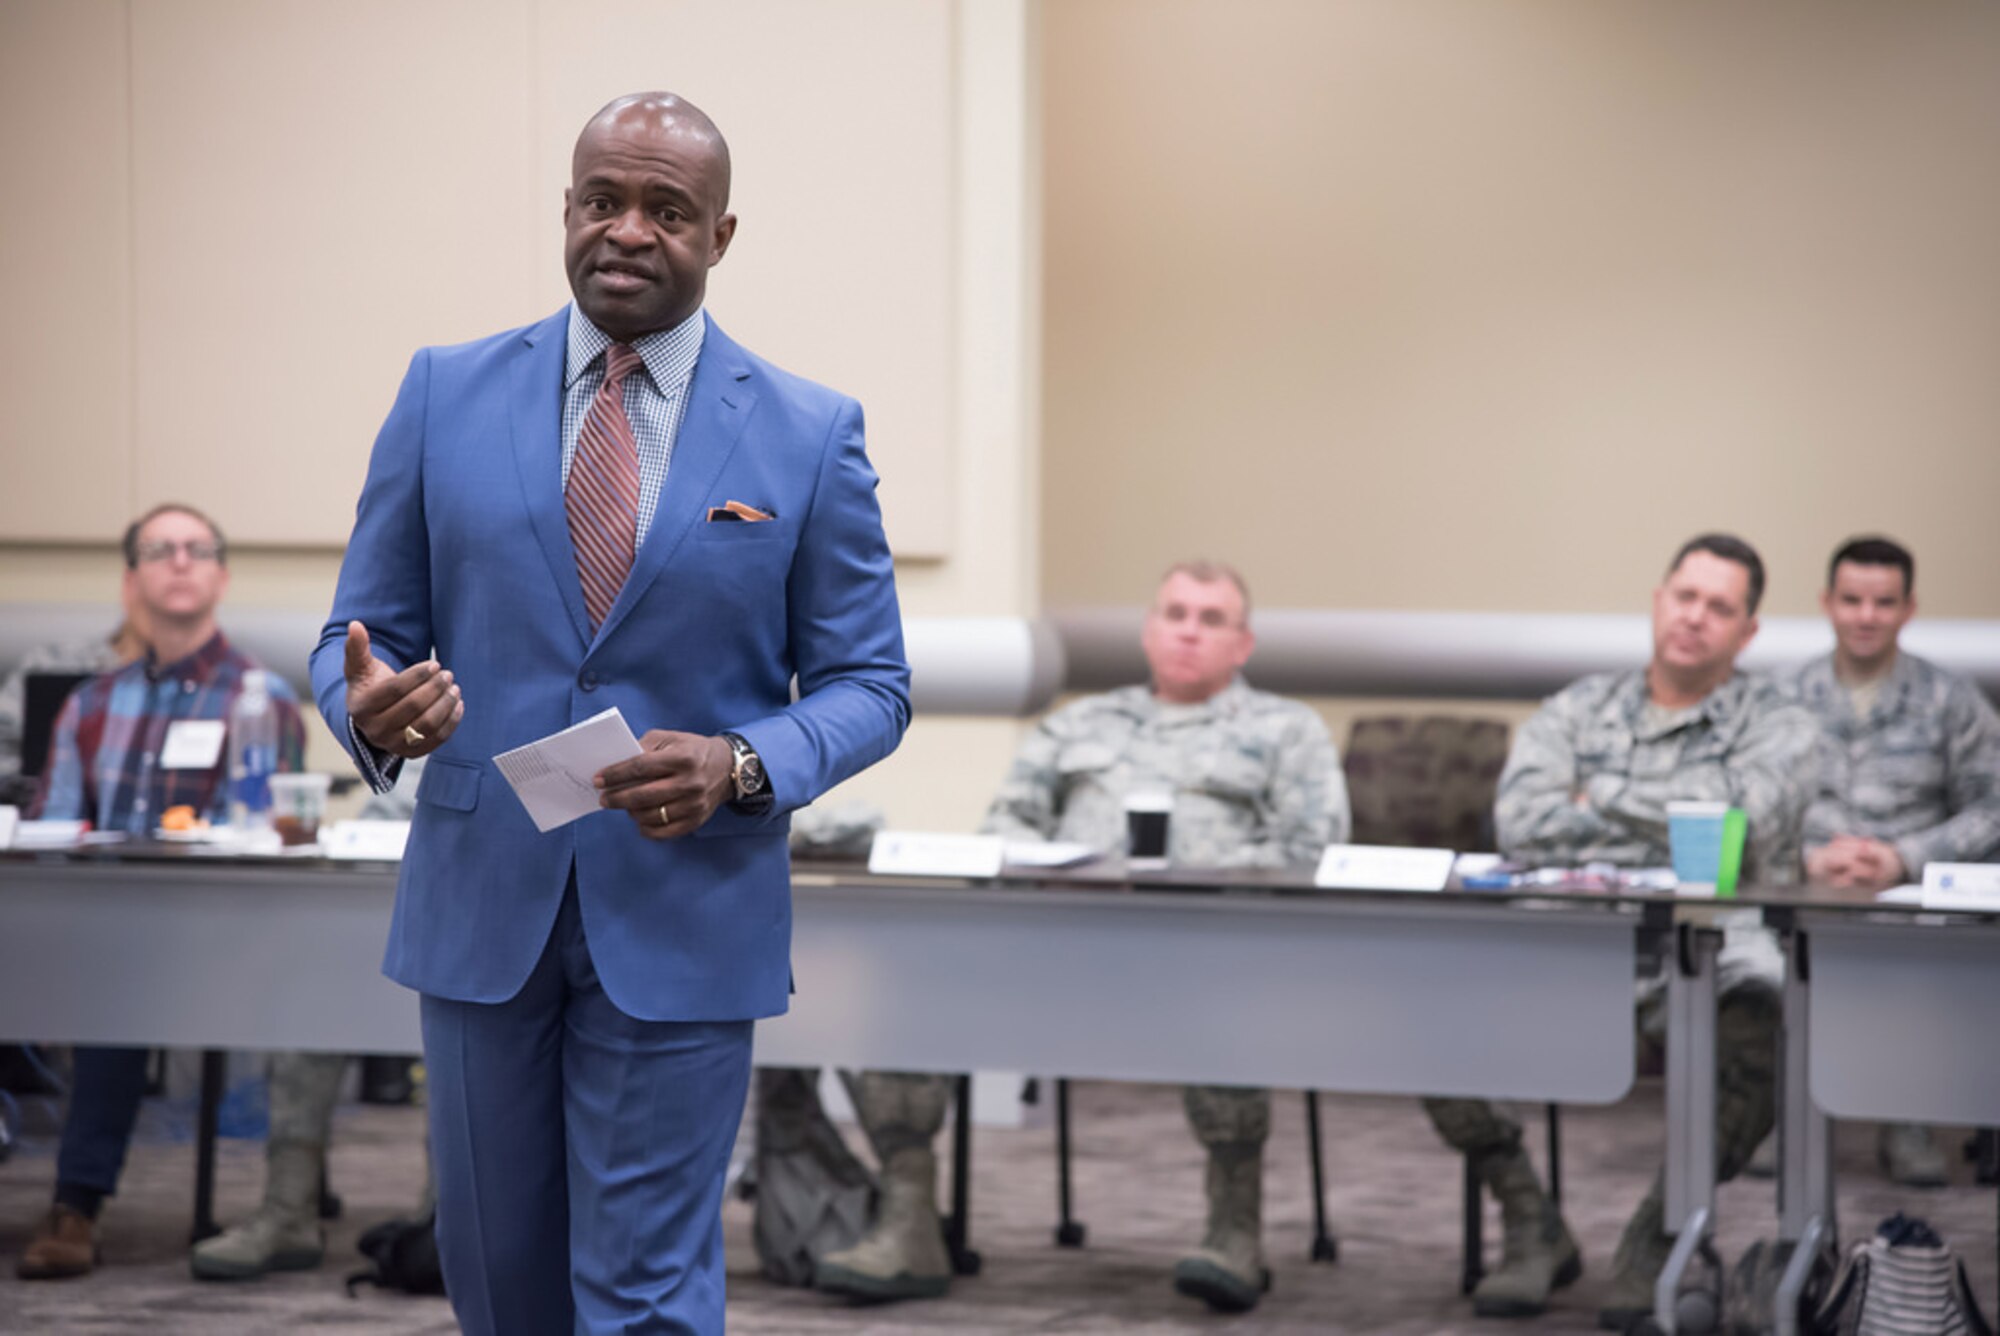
[134,540,224,565]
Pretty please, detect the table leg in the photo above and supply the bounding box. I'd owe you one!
[1770,926,1834,1335]
[1656,924,1721,1333]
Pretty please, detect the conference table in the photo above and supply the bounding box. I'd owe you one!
[2,843,1993,1331]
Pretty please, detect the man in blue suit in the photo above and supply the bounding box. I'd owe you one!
[310,91,910,1334]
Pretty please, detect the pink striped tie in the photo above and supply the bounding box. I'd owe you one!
[567,343,644,630]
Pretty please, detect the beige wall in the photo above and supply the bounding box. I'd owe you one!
[0,0,963,557]
[1042,0,2000,620]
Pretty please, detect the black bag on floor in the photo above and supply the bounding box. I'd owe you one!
[346,1210,445,1297]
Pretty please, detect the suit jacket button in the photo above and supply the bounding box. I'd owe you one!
[580,671,599,691]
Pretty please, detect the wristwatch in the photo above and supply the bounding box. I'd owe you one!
[721,732,772,811]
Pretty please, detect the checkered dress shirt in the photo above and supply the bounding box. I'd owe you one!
[32,632,306,833]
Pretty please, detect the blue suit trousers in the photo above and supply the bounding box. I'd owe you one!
[422,878,753,1335]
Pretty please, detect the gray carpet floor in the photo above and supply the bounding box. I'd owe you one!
[0,1076,1993,1334]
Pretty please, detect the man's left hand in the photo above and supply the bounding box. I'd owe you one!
[595,731,735,840]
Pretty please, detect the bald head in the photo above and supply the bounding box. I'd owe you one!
[576,92,731,211]
[563,90,738,341]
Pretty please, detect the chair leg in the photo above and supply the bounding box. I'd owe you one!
[191,1048,225,1244]
[1546,1103,1562,1207]
[946,1074,981,1276]
[1054,1078,1086,1247]
[1460,1155,1484,1295]
[1304,1090,1338,1262]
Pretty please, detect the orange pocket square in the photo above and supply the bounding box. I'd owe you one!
[706,500,774,523]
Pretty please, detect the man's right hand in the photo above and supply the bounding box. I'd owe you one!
[344,621,463,759]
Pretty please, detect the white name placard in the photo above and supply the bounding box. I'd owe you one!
[867,831,1005,879]
[0,805,17,850]
[1314,844,1457,892]
[323,819,412,862]
[1921,862,2000,912]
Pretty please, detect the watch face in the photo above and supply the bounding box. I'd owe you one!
[740,755,766,793]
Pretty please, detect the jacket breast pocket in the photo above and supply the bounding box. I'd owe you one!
[1194,751,1271,801]
[693,518,792,546]
[416,758,482,812]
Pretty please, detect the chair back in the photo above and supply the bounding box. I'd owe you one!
[1342,716,1510,851]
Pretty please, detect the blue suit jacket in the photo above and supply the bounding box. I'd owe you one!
[310,310,910,1022]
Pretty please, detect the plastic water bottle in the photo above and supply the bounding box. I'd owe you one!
[227,670,277,832]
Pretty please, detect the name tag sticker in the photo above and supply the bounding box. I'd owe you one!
[160,720,226,770]
[868,831,1005,879]
[1921,862,2000,912]
[1314,843,1456,892]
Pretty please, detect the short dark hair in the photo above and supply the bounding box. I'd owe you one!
[122,503,227,569]
[1666,533,1765,616]
[1828,535,1914,597]
[1159,559,1252,622]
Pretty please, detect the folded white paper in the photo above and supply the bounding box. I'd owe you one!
[1314,843,1456,892]
[1001,841,1101,869]
[494,708,643,833]
[12,819,86,849]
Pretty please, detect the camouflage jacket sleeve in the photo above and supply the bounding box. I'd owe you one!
[1209,707,1349,871]
[1494,687,1629,860]
[1702,700,1819,885]
[0,666,25,776]
[1894,681,2000,872]
[978,712,1066,842]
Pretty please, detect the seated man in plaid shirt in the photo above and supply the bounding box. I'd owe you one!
[16,502,306,1281]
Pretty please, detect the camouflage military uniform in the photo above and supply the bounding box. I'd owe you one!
[1783,650,2000,1189]
[1783,651,2000,876]
[981,679,1348,865]
[1426,669,1818,1324]
[817,679,1348,1308]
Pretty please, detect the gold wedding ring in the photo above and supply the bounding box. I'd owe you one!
[657,805,671,827]
[403,724,427,747]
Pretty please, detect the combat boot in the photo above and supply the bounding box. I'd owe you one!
[813,1143,951,1302]
[1469,1146,1581,1318]
[1597,1184,1672,1331]
[1877,1122,1948,1188]
[190,1141,324,1280]
[1172,1140,1270,1313]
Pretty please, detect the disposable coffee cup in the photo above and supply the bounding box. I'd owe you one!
[269,772,332,847]
[1124,791,1173,868]
[1667,800,1746,898]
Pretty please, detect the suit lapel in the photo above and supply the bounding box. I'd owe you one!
[509,309,593,649]
[592,315,759,647]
